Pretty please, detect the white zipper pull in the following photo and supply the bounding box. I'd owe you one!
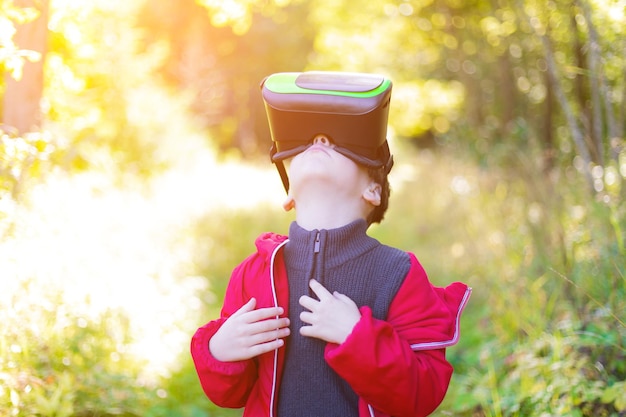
[314,231,321,253]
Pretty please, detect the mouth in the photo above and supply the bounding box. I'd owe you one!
[305,144,331,155]
[305,144,332,155]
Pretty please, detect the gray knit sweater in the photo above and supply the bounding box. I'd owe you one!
[277,219,411,417]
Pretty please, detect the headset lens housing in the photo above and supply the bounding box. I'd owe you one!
[262,71,393,170]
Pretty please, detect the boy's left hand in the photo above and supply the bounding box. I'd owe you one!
[299,279,361,344]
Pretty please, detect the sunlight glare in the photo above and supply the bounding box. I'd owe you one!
[198,0,247,27]
[0,148,284,379]
[451,175,472,195]
[603,0,626,22]
[608,4,624,21]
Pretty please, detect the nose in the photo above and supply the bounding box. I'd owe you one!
[312,135,331,146]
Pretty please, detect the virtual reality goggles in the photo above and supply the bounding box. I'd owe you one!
[261,71,394,192]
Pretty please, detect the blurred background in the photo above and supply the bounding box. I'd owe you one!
[1,0,625,416]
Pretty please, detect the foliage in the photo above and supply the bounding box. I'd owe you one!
[4,0,625,189]
[43,0,182,178]
[194,0,296,35]
[0,0,42,81]
[347,0,626,175]
[1,0,207,203]
[0,280,155,417]
[0,0,48,199]
[137,0,313,156]
[0,128,54,198]
[454,324,626,417]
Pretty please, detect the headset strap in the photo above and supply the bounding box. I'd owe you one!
[270,144,290,193]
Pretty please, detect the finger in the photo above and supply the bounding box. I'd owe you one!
[300,311,314,325]
[299,324,318,339]
[231,297,256,318]
[243,306,285,323]
[248,326,291,346]
[248,337,286,357]
[308,279,333,301]
[248,317,291,335]
[333,291,356,305]
[299,295,318,311]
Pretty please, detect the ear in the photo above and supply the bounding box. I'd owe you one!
[282,195,296,211]
[362,182,381,207]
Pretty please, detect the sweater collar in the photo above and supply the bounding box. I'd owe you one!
[285,219,379,270]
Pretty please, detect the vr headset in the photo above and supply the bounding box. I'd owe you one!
[261,71,394,192]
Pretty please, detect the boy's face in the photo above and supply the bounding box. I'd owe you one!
[287,135,378,204]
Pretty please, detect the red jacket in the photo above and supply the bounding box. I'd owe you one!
[191,232,471,417]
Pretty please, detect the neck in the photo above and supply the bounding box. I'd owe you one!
[293,189,367,231]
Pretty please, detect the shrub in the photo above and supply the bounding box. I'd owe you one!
[0,280,155,417]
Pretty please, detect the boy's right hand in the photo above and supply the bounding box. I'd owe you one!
[209,298,290,362]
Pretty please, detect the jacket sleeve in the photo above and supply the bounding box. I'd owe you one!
[190,255,261,408]
[324,254,471,417]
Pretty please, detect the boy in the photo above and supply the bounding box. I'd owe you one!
[191,71,471,417]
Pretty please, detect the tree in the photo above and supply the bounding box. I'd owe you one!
[2,0,49,133]
[519,0,625,190]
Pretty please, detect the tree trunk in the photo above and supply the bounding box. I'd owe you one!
[2,0,49,134]
[568,6,600,166]
[576,1,604,166]
[541,34,594,189]
[498,51,516,131]
[542,68,556,173]
[579,0,622,165]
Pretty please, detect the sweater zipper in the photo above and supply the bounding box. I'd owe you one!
[311,231,321,291]
[314,231,321,253]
